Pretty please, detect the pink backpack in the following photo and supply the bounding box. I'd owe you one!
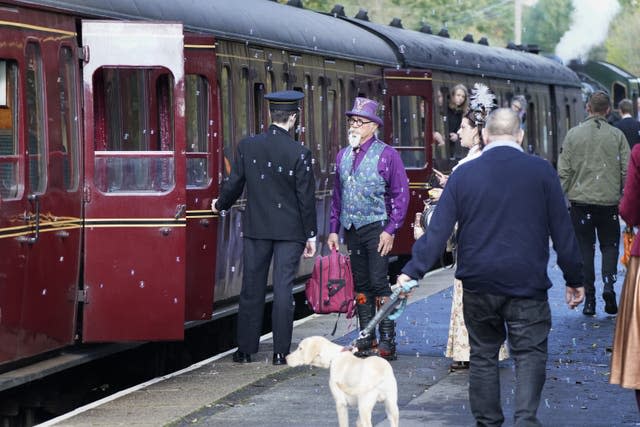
[306,250,356,318]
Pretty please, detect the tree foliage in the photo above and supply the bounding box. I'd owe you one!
[521,0,572,53]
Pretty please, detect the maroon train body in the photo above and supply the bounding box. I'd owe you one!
[0,0,585,372]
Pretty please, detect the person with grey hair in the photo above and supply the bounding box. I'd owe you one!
[559,90,630,316]
[397,107,585,426]
[613,98,640,150]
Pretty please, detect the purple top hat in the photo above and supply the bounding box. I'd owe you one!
[346,97,383,126]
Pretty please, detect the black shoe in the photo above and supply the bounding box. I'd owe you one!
[232,350,252,363]
[582,299,596,316]
[602,290,618,315]
[273,353,288,366]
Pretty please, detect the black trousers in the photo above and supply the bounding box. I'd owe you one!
[463,291,551,427]
[237,238,304,355]
[569,203,620,296]
[344,222,391,297]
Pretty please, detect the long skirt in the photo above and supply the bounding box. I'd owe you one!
[610,256,640,389]
[445,279,509,362]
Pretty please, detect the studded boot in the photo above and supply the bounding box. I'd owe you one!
[354,293,376,357]
[377,296,397,361]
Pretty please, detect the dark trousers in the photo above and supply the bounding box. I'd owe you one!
[570,203,620,296]
[344,222,391,297]
[463,291,551,427]
[237,238,304,355]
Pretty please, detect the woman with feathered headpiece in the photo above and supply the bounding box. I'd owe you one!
[413,83,508,370]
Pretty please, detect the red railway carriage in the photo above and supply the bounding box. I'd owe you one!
[0,0,584,373]
[0,5,82,364]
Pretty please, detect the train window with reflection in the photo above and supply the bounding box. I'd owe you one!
[303,75,312,150]
[26,42,46,194]
[391,95,427,169]
[185,74,211,188]
[326,88,336,173]
[0,60,18,200]
[92,67,175,193]
[57,46,79,191]
[237,67,249,138]
[220,65,232,177]
[254,82,265,134]
[432,87,448,171]
[314,77,325,171]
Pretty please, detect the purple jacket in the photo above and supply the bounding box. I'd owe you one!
[330,136,409,235]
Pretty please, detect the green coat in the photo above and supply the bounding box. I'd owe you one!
[558,116,630,206]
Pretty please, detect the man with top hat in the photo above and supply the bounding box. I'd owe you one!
[212,90,317,366]
[327,97,409,360]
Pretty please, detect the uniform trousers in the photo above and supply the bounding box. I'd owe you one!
[344,222,391,297]
[570,203,620,296]
[237,237,304,355]
[463,290,551,427]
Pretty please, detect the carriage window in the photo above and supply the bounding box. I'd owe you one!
[254,82,266,134]
[303,75,312,150]
[186,74,211,188]
[391,95,427,169]
[238,68,250,138]
[0,60,18,199]
[525,101,537,156]
[266,71,275,94]
[92,67,175,193]
[57,46,79,191]
[612,82,626,107]
[326,88,336,173]
[26,42,46,194]
[221,66,232,177]
[432,87,448,171]
[314,77,326,171]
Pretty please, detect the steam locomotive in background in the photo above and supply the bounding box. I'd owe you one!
[0,0,592,383]
[569,59,640,111]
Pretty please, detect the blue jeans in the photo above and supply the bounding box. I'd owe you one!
[463,291,552,427]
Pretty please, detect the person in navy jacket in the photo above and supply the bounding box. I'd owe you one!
[397,108,585,426]
[212,90,317,366]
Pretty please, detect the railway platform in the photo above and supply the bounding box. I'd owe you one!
[40,255,639,427]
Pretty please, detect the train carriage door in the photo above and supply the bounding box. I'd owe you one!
[81,22,186,341]
[382,69,432,257]
[183,35,218,320]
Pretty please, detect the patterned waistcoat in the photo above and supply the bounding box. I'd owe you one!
[339,140,387,229]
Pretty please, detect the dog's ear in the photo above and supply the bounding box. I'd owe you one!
[301,339,317,364]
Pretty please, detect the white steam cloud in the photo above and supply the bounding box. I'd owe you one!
[555,0,621,63]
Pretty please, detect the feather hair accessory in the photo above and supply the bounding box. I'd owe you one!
[469,83,496,125]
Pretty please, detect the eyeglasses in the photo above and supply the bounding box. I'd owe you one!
[347,117,373,128]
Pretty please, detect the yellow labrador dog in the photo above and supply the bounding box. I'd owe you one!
[286,336,399,427]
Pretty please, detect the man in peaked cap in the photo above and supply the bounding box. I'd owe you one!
[212,90,317,366]
[327,97,409,361]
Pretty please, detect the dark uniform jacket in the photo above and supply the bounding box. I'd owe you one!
[215,124,317,242]
[614,117,640,149]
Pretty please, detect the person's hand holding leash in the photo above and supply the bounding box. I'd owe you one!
[393,273,415,299]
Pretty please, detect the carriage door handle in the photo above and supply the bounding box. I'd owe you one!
[17,194,40,244]
[174,204,186,219]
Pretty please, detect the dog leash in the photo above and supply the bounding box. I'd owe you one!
[349,280,419,350]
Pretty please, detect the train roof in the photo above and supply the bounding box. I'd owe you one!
[342,17,581,87]
[15,0,581,88]
[15,0,399,66]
